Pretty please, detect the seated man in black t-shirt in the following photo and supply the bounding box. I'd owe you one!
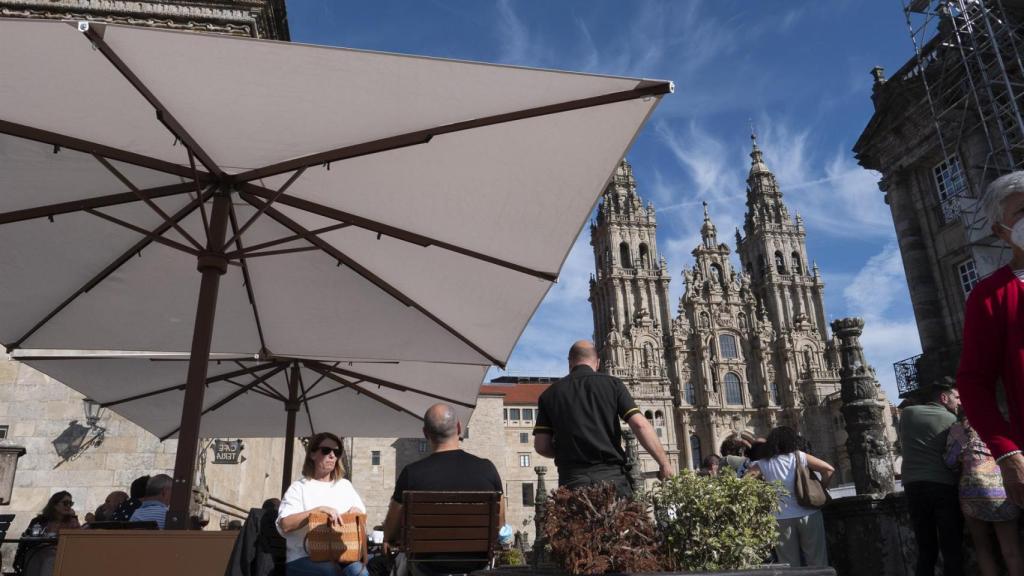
[383,403,504,576]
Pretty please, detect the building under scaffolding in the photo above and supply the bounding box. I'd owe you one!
[855,0,1024,396]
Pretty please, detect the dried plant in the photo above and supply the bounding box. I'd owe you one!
[542,483,664,575]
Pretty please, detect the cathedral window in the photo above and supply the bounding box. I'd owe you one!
[958,259,979,296]
[774,252,786,274]
[639,243,650,268]
[718,334,738,359]
[770,380,780,405]
[690,435,702,470]
[619,242,632,269]
[644,410,654,422]
[933,155,968,225]
[724,372,743,405]
[791,252,803,275]
[519,454,531,467]
[522,482,535,506]
[654,410,665,438]
[684,381,696,405]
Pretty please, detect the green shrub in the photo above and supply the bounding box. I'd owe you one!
[650,470,781,572]
[496,548,525,566]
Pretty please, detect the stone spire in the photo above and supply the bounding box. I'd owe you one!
[831,317,895,495]
[700,201,718,248]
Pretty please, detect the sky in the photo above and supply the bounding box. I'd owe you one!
[287,0,922,401]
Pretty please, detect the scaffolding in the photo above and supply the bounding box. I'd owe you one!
[894,0,1024,395]
[901,0,1024,239]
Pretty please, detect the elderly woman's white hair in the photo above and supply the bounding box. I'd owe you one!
[983,171,1024,231]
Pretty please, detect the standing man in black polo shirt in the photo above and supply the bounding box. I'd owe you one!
[534,340,675,498]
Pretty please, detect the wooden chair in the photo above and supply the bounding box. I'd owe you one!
[399,491,501,575]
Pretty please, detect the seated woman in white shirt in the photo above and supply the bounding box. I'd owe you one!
[277,432,367,576]
[748,426,834,568]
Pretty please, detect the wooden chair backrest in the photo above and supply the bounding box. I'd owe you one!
[0,513,13,540]
[401,491,500,563]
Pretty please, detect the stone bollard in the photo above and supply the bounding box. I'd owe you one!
[533,465,548,569]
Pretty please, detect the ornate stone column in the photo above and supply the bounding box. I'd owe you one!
[831,317,895,495]
[533,465,549,569]
[622,428,643,492]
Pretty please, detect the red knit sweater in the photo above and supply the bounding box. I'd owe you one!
[958,265,1024,458]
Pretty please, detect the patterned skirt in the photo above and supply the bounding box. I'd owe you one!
[960,460,1021,522]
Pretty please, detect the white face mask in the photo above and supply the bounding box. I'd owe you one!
[1002,220,1024,249]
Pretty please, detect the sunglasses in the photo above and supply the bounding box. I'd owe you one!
[60,500,74,507]
[317,447,342,458]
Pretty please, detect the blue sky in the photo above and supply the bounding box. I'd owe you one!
[288,0,921,400]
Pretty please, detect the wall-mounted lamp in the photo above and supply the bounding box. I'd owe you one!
[83,398,104,428]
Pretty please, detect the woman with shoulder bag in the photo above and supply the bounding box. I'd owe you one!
[277,432,368,576]
[748,426,834,568]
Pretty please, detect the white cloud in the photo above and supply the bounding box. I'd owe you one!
[839,243,922,400]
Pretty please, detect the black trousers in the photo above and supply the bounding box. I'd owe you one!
[558,464,633,499]
[904,481,964,576]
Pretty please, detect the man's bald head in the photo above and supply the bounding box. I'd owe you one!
[568,340,600,370]
[423,403,459,443]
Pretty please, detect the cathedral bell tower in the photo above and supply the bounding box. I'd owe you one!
[735,133,840,446]
[589,159,678,479]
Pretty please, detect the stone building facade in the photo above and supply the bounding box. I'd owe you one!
[590,140,896,484]
[854,1,1024,394]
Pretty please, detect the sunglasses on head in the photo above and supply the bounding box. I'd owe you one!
[317,447,342,458]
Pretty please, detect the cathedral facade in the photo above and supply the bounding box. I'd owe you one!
[590,137,849,478]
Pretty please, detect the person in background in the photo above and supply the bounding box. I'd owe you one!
[945,418,1023,576]
[13,491,79,575]
[110,475,150,522]
[900,384,963,576]
[698,455,721,477]
[129,474,173,529]
[748,426,834,568]
[277,432,367,576]
[720,436,750,477]
[85,490,128,524]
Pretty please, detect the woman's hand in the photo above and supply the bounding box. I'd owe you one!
[316,506,343,525]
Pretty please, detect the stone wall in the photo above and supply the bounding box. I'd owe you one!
[824,493,916,576]
[0,356,301,570]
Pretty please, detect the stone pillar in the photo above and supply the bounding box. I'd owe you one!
[532,466,548,569]
[0,444,26,505]
[831,317,896,495]
[622,428,643,492]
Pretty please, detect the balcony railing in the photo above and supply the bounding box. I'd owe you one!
[894,353,922,397]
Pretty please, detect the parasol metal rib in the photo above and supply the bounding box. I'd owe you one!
[0,119,208,181]
[229,246,321,259]
[93,155,205,251]
[240,193,504,368]
[159,363,290,441]
[82,28,223,178]
[295,366,316,435]
[312,360,476,409]
[223,222,351,259]
[5,186,215,351]
[84,208,200,256]
[187,149,210,236]
[101,361,277,408]
[0,182,195,226]
[305,364,423,421]
[233,81,672,183]
[223,167,306,248]
[227,204,268,354]
[222,377,282,402]
[240,184,557,282]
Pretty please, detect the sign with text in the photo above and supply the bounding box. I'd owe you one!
[212,439,244,464]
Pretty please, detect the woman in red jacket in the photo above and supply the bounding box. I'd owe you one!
[958,171,1024,509]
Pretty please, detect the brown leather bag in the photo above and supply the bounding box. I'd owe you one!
[794,455,830,508]
[304,511,367,564]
